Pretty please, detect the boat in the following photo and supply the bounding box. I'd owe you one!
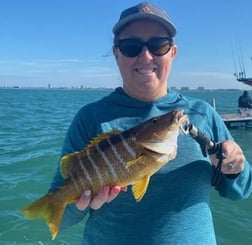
[222,108,252,129]
[222,49,252,128]
[237,77,252,87]
[211,97,252,129]
[220,83,252,129]
[232,41,252,87]
[212,44,252,128]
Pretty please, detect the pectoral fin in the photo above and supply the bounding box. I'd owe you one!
[126,155,144,169]
[132,175,150,202]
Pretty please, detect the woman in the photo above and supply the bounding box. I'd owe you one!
[50,2,252,244]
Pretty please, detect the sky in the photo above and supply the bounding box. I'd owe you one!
[0,0,252,90]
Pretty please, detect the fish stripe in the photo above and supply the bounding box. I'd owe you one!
[98,138,110,152]
[95,143,118,180]
[121,129,131,139]
[119,133,136,159]
[78,171,87,189]
[106,137,132,183]
[78,156,93,187]
[107,137,127,166]
[69,171,81,193]
[87,151,103,186]
[108,133,122,145]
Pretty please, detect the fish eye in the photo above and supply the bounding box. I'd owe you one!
[151,118,158,124]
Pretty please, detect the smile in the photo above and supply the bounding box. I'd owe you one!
[135,68,156,75]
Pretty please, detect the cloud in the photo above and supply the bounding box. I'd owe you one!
[0,57,120,88]
[181,71,233,79]
[170,70,247,90]
[0,57,113,68]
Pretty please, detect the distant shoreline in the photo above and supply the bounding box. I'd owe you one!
[0,86,249,92]
[0,86,114,91]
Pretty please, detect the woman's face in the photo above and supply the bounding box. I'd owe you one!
[113,19,177,101]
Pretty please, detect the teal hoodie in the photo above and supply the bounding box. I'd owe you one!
[50,88,252,245]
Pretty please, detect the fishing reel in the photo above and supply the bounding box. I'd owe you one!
[180,120,225,187]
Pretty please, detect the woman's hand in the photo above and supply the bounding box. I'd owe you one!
[210,140,245,175]
[75,185,127,211]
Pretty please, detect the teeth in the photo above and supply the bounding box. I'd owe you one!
[136,68,155,74]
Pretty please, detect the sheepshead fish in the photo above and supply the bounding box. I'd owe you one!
[21,110,188,240]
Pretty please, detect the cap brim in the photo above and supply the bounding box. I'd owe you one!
[113,13,176,37]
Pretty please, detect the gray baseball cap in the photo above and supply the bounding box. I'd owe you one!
[113,2,176,37]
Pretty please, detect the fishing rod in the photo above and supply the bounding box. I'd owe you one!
[182,121,225,187]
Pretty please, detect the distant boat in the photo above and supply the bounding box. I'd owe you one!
[220,80,252,127]
[211,98,252,129]
[232,40,252,87]
[237,77,252,87]
[222,108,252,129]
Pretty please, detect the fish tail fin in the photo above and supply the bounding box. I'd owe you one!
[21,193,66,240]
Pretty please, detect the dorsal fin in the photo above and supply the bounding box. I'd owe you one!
[86,130,121,150]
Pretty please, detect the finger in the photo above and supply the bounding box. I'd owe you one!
[121,186,128,192]
[76,190,92,210]
[226,159,244,173]
[209,154,218,167]
[90,186,110,210]
[222,154,245,174]
[106,186,122,203]
[222,141,243,156]
[223,152,245,171]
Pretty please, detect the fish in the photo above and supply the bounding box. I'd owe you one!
[21,109,188,240]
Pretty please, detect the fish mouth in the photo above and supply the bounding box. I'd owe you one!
[143,147,168,158]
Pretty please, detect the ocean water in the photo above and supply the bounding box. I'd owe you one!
[0,88,251,245]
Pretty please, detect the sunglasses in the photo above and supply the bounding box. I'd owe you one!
[115,37,173,58]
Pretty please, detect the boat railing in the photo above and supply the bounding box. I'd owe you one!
[238,108,252,117]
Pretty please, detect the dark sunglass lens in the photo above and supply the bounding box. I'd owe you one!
[117,39,143,57]
[148,38,171,56]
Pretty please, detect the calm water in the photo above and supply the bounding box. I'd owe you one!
[1,89,251,245]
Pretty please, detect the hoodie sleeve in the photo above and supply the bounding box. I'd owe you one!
[209,110,252,200]
[214,161,252,200]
